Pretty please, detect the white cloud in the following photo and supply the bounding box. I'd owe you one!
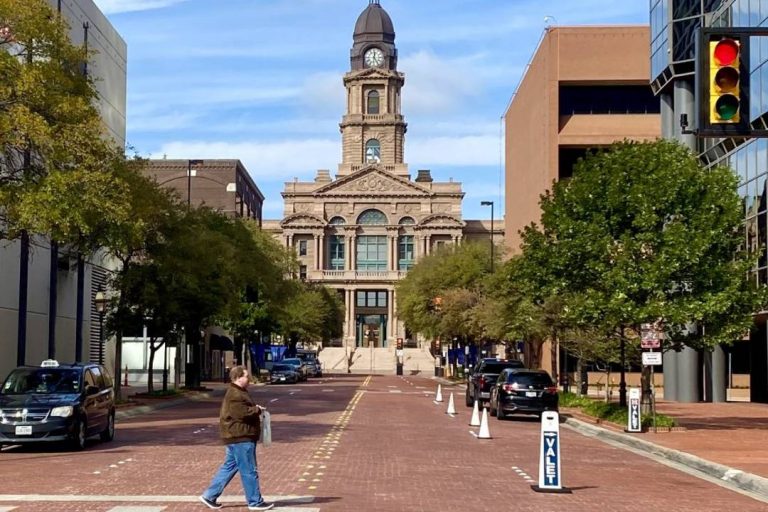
[300,72,345,115]
[155,138,339,181]
[94,0,189,14]
[408,135,499,167]
[399,50,482,114]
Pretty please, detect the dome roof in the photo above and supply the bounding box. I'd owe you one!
[354,1,395,39]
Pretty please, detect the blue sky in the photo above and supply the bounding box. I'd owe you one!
[94,0,648,220]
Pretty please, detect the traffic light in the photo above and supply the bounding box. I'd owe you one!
[697,28,751,136]
[709,37,742,124]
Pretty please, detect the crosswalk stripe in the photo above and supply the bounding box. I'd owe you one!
[107,507,165,512]
[0,494,313,504]
[0,507,17,511]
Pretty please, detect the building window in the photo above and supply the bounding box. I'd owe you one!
[330,235,345,270]
[398,235,414,270]
[356,290,388,307]
[329,216,346,225]
[357,209,387,225]
[299,265,307,280]
[399,216,415,225]
[367,90,380,114]
[356,235,387,270]
[298,240,307,256]
[365,139,381,164]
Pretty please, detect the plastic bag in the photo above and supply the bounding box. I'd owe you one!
[260,410,272,447]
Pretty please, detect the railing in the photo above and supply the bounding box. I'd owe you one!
[309,270,406,281]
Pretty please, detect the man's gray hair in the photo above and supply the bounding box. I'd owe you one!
[229,365,247,382]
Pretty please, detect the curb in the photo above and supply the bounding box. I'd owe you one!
[116,388,226,421]
[564,416,768,500]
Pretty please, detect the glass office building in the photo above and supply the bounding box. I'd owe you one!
[651,0,768,402]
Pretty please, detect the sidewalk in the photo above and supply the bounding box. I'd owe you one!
[563,399,768,500]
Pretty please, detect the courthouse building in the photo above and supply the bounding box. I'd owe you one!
[265,0,502,351]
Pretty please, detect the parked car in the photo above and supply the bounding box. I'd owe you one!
[0,360,116,450]
[465,358,525,407]
[296,350,322,377]
[489,368,559,420]
[269,364,300,384]
[281,358,309,381]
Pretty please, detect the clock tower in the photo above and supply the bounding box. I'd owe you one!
[338,0,408,178]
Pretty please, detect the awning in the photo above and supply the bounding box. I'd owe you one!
[209,334,234,351]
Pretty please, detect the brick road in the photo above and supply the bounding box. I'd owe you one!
[0,374,765,511]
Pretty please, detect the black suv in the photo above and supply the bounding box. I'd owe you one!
[489,368,558,420]
[465,358,525,407]
[0,360,116,450]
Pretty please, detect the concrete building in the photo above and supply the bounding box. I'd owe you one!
[650,0,765,403]
[265,1,503,372]
[502,26,661,380]
[143,159,264,224]
[504,26,661,254]
[0,0,127,381]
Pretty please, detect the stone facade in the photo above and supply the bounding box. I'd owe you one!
[265,1,503,350]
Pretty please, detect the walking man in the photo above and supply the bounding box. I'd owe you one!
[200,366,273,511]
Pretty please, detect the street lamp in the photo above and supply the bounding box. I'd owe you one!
[94,290,108,364]
[187,159,204,208]
[481,201,494,272]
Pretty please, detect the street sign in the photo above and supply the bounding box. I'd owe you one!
[642,352,663,366]
[531,411,570,493]
[627,388,642,432]
[640,323,663,349]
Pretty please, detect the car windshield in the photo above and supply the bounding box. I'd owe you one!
[272,365,293,372]
[479,362,523,374]
[282,359,301,365]
[1,368,81,395]
[507,372,553,387]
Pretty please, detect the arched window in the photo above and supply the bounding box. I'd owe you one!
[399,216,415,225]
[357,209,387,225]
[365,139,381,164]
[367,90,380,114]
[329,216,346,225]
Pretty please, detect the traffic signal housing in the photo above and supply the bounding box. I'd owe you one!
[697,28,751,136]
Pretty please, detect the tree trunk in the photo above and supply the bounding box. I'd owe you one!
[576,356,587,395]
[605,368,612,403]
[550,333,559,386]
[147,339,157,394]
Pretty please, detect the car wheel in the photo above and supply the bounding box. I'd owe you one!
[496,399,505,421]
[71,419,87,450]
[100,411,115,442]
[465,389,473,408]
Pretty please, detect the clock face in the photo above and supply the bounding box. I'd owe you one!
[364,48,384,68]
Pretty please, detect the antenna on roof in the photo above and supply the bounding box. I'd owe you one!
[370,0,380,5]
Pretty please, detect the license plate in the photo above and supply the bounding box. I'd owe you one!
[279,377,285,381]
[525,391,538,397]
[15,425,32,436]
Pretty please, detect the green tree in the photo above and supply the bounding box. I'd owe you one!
[397,243,492,345]
[520,140,767,405]
[0,0,127,243]
[276,282,344,351]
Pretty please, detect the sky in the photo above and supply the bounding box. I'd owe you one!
[94,0,649,221]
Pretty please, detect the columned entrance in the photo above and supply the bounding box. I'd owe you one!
[356,314,387,348]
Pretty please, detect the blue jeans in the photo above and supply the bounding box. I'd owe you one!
[202,441,264,506]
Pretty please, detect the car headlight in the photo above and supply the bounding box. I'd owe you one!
[50,406,73,418]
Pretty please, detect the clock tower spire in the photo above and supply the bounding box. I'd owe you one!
[338,1,408,178]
